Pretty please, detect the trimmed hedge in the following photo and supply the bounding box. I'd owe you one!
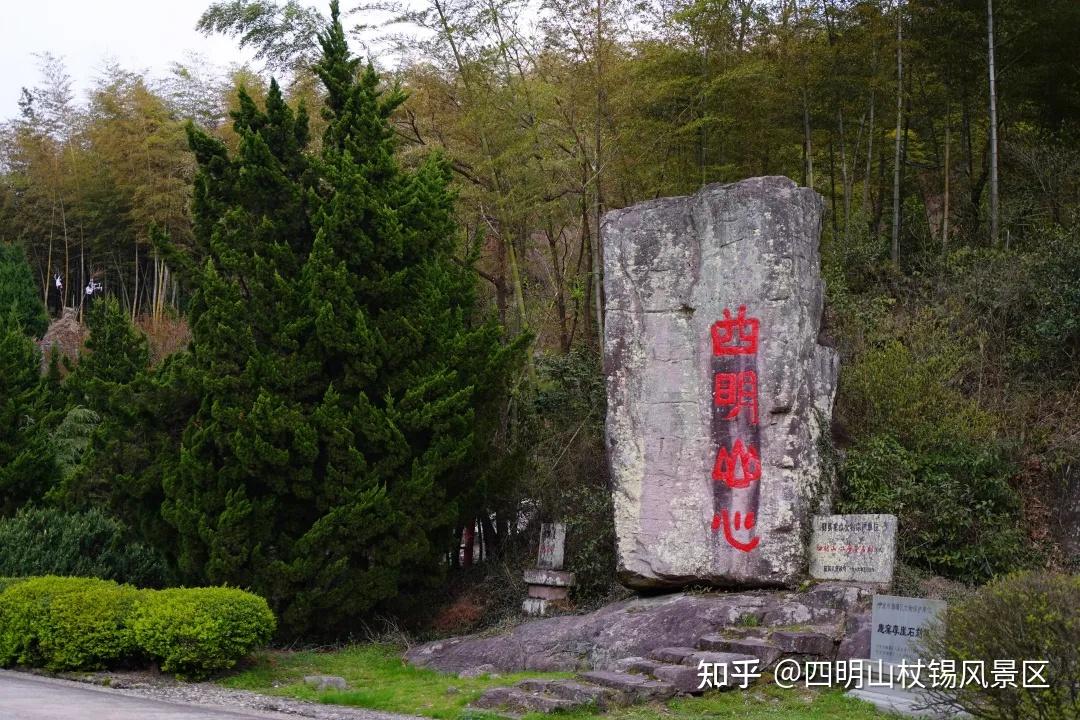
[45,580,142,670]
[132,587,276,678]
[0,576,116,668]
[0,577,25,593]
[0,576,274,678]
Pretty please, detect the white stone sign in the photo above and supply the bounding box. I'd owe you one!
[809,514,897,583]
[537,522,566,570]
[870,594,946,666]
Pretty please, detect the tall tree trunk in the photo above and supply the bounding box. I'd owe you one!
[592,0,605,351]
[480,513,500,559]
[132,239,139,321]
[700,41,709,188]
[802,89,814,189]
[986,0,1000,246]
[891,0,904,266]
[942,113,951,249]
[863,91,875,219]
[581,186,593,344]
[874,127,889,235]
[461,523,474,569]
[828,133,839,236]
[545,226,571,353]
[792,0,813,189]
[59,195,70,314]
[838,109,851,239]
[44,207,54,308]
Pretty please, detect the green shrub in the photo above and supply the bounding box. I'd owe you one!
[923,571,1080,720]
[837,329,996,452]
[0,578,25,593]
[838,434,1033,584]
[131,587,275,678]
[0,575,133,669]
[0,507,169,587]
[0,577,273,676]
[40,580,141,670]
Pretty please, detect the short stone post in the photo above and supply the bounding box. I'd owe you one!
[522,522,574,616]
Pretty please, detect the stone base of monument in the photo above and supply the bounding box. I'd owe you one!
[406,582,888,715]
[846,661,969,718]
[522,568,575,617]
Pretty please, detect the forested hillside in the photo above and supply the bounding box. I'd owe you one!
[1,0,1077,634]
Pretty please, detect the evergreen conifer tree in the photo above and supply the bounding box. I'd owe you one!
[58,295,189,559]
[0,310,55,515]
[66,296,151,410]
[0,244,54,513]
[164,1,520,634]
[0,244,48,339]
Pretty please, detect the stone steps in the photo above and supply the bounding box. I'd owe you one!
[771,629,837,656]
[466,593,853,715]
[590,647,763,696]
[517,678,616,707]
[576,670,677,702]
[695,635,783,668]
[612,656,716,695]
[698,626,839,663]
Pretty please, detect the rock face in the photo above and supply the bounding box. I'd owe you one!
[38,307,84,372]
[405,583,869,674]
[603,176,839,590]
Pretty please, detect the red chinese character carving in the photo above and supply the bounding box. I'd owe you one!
[711,305,759,356]
[712,509,760,552]
[712,439,761,488]
[714,370,759,424]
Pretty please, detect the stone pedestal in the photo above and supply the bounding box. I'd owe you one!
[523,524,574,616]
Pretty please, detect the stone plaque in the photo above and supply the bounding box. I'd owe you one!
[537,523,566,570]
[809,514,897,583]
[870,594,945,666]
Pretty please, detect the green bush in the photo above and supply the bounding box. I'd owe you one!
[837,329,996,452]
[0,578,25,593]
[40,580,141,670]
[0,577,274,676]
[0,576,132,669]
[131,587,275,678]
[0,507,169,587]
[923,571,1080,720]
[838,434,1033,583]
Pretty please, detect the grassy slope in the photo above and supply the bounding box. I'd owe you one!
[221,645,901,720]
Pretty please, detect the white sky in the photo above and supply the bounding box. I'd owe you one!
[1,0,257,120]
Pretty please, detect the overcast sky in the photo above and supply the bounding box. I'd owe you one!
[1,0,257,120]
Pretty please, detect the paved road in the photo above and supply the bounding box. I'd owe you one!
[0,671,297,720]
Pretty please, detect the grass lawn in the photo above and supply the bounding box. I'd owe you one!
[221,645,902,720]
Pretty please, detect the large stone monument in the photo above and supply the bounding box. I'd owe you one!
[603,176,839,589]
